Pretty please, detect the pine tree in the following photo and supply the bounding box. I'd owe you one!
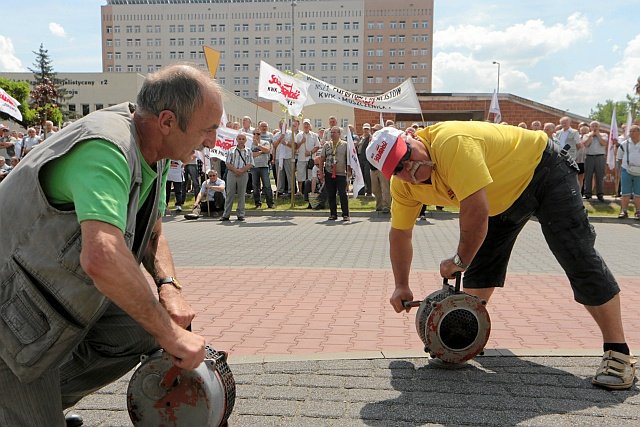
[29,43,56,85]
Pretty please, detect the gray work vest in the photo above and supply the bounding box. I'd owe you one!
[0,103,163,383]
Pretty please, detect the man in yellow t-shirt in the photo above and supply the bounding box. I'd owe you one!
[366,122,634,390]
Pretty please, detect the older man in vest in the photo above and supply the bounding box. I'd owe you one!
[0,65,223,426]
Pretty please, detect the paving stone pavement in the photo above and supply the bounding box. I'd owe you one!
[67,214,640,426]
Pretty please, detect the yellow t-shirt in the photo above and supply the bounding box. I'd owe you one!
[391,121,547,230]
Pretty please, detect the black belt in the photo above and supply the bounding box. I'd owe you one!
[586,154,604,157]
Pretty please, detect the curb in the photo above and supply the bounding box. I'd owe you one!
[227,348,605,365]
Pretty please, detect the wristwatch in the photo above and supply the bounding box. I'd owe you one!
[155,276,182,290]
[452,254,468,270]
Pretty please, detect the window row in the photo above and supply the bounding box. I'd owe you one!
[366,35,429,43]
[366,48,429,57]
[366,76,429,84]
[366,21,429,30]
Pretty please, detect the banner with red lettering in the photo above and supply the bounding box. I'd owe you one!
[0,87,22,121]
[210,126,240,161]
[258,61,309,116]
[298,71,421,114]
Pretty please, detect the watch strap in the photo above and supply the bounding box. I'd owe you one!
[155,276,182,290]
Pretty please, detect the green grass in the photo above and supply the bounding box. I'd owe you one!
[169,191,630,217]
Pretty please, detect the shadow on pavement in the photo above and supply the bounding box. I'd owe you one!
[360,357,639,426]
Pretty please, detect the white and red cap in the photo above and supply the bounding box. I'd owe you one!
[366,126,408,180]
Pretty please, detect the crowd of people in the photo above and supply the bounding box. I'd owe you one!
[165,114,640,223]
[0,121,58,181]
[171,115,400,222]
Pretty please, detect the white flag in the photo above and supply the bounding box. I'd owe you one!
[220,107,228,128]
[625,109,632,138]
[489,90,501,123]
[258,61,309,117]
[211,126,239,161]
[607,106,618,171]
[346,130,364,198]
[379,113,384,126]
[0,87,22,121]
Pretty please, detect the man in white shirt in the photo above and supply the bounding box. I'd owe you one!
[295,119,320,197]
[15,128,41,159]
[275,118,298,196]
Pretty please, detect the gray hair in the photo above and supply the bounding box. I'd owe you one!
[136,64,214,132]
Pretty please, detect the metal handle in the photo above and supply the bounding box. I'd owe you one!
[442,271,462,293]
[402,300,421,308]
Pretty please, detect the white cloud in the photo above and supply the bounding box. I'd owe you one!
[0,36,23,72]
[49,22,67,38]
[432,52,541,94]
[435,13,590,66]
[545,34,640,116]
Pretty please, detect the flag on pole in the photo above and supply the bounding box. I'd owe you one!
[0,87,22,121]
[607,106,618,170]
[258,61,309,117]
[220,107,228,128]
[625,109,633,138]
[489,89,501,123]
[346,129,364,198]
[379,112,384,127]
[203,46,221,78]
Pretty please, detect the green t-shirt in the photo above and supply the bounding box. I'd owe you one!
[40,139,168,233]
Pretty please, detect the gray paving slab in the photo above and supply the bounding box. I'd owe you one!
[65,215,640,425]
[161,214,640,276]
[70,356,640,426]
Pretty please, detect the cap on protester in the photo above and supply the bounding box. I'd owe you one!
[366,126,408,180]
[362,123,371,129]
[302,118,311,125]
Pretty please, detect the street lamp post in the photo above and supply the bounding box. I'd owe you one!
[291,1,296,73]
[492,61,501,93]
[290,0,297,208]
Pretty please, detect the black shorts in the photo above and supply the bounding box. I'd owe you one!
[463,144,619,306]
[577,162,585,175]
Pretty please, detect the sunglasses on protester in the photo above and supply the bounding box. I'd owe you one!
[393,142,412,175]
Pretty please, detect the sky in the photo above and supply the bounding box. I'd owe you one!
[1,0,638,118]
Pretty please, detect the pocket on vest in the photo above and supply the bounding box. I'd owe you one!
[0,259,85,383]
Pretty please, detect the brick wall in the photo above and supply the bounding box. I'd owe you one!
[353,95,587,131]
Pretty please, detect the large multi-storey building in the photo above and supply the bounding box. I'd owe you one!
[101,0,433,101]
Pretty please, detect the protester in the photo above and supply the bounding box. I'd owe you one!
[367,122,634,390]
[0,64,221,425]
[221,132,254,221]
[582,121,608,202]
[250,129,274,208]
[321,125,350,221]
[190,169,225,217]
[165,159,185,212]
[616,125,640,219]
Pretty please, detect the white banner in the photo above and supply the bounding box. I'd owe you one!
[0,87,22,121]
[210,127,240,161]
[298,71,422,113]
[346,130,364,198]
[489,90,501,123]
[258,61,309,117]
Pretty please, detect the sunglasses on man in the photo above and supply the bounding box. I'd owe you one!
[393,142,412,175]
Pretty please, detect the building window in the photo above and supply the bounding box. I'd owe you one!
[82,104,90,115]
[308,23,315,31]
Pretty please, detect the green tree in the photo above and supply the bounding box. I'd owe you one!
[0,77,38,125]
[589,99,632,125]
[28,43,66,127]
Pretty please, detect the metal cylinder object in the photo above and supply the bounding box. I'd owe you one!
[405,274,491,364]
[127,345,235,427]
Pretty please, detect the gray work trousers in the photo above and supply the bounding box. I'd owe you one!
[223,171,249,218]
[0,303,158,427]
[584,154,606,197]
